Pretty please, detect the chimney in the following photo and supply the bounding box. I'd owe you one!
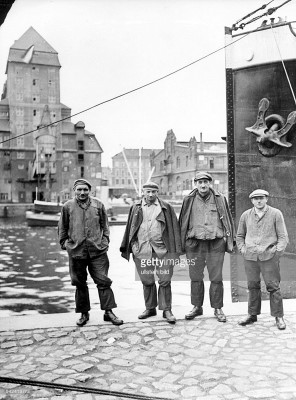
[200,132,204,152]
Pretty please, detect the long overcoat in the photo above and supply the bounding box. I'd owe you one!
[120,198,182,261]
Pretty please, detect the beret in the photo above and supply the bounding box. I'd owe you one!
[194,171,212,182]
[73,179,92,190]
[249,189,269,198]
[143,181,159,190]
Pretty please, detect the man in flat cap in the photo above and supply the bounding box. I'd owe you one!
[237,189,288,330]
[58,178,123,327]
[120,181,181,323]
[179,171,235,322]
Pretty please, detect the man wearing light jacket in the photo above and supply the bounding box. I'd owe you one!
[236,189,289,330]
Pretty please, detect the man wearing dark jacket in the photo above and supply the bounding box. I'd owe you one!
[179,172,235,322]
[120,181,181,324]
[58,178,123,327]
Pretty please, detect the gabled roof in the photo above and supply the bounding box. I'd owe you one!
[7,27,60,67]
[11,27,57,53]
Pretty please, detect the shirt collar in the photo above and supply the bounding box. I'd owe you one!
[253,204,268,216]
[142,198,159,207]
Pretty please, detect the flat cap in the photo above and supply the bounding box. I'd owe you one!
[249,189,269,198]
[194,171,212,182]
[73,179,92,190]
[143,181,159,190]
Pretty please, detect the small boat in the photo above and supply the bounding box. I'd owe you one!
[26,210,60,227]
[34,200,62,214]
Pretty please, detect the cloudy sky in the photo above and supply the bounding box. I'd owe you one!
[0,0,294,166]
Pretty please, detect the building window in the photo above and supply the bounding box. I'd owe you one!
[16,108,24,116]
[17,152,25,159]
[16,136,24,147]
[128,179,131,185]
[122,179,125,184]
[33,79,37,86]
[32,96,40,103]
[77,141,84,151]
[176,157,180,168]
[134,179,137,184]
[209,157,214,169]
[63,166,69,172]
[81,166,84,178]
[16,93,23,101]
[18,164,24,170]
[63,152,69,158]
[78,154,84,162]
[48,96,56,103]
[16,77,23,86]
[115,179,119,185]
[0,193,8,200]
[186,156,189,167]
[160,161,164,171]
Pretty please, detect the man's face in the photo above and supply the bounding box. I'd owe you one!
[74,184,90,201]
[251,196,268,210]
[195,179,211,196]
[143,189,158,204]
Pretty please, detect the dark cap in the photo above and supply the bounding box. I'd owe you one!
[194,171,212,182]
[73,179,92,190]
[249,189,269,199]
[143,181,159,190]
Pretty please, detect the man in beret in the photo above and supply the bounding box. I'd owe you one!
[58,179,123,327]
[236,189,288,330]
[179,171,235,322]
[120,181,181,324]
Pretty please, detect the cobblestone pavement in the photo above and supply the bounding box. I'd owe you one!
[1,312,296,400]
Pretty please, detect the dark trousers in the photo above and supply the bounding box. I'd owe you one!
[244,255,283,317]
[69,252,117,313]
[185,238,226,309]
[134,254,173,311]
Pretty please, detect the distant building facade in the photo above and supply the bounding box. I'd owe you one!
[0,27,102,203]
[111,148,161,197]
[151,130,228,197]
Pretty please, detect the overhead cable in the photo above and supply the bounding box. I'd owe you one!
[0,31,252,145]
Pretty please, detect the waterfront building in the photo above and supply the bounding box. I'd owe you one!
[111,148,161,198]
[0,27,103,203]
[151,129,228,197]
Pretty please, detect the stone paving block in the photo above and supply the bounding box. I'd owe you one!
[245,388,277,398]
[209,383,233,395]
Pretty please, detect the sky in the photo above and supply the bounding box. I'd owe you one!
[0,0,295,166]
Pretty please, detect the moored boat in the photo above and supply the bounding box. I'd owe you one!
[26,210,60,227]
[34,200,62,214]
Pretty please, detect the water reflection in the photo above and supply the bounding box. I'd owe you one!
[0,218,76,316]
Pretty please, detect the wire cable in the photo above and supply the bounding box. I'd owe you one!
[0,376,168,400]
[270,24,296,106]
[0,31,252,145]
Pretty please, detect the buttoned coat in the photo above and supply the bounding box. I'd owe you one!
[120,198,182,261]
[179,187,236,253]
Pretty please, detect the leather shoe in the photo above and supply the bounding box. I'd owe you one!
[214,308,227,323]
[185,306,203,320]
[76,312,89,327]
[138,308,157,319]
[275,317,286,330]
[103,310,123,326]
[163,310,176,324]
[238,314,257,326]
